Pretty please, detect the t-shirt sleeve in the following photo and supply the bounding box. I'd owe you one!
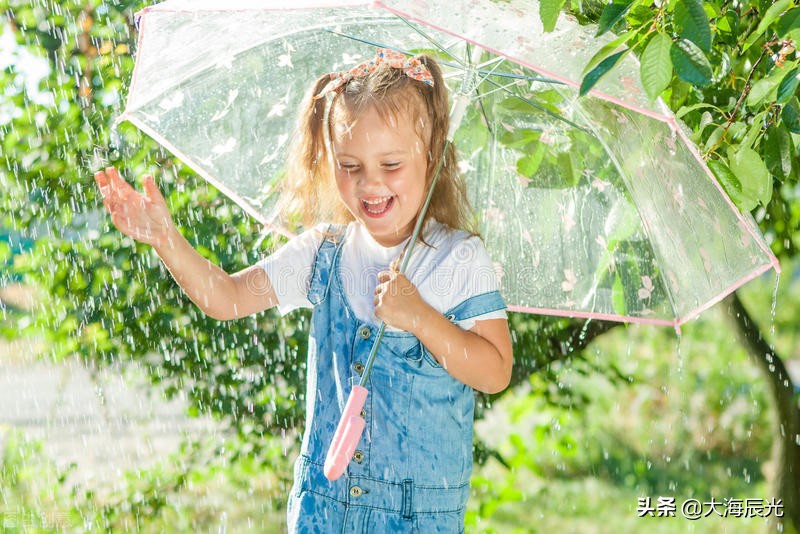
[445,235,508,331]
[255,224,326,315]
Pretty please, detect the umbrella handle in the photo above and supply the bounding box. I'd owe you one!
[323,385,368,481]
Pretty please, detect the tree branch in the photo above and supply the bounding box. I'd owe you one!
[725,291,800,533]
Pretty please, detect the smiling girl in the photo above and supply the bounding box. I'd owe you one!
[95,49,512,533]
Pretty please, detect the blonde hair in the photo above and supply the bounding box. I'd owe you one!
[279,53,476,237]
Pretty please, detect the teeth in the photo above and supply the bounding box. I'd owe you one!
[362,196,392,205]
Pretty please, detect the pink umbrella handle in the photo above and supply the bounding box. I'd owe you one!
[323,385,368,481]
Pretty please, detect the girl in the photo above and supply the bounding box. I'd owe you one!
[95,49,513,533]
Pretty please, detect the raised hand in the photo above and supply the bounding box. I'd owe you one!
[94,167,175,248]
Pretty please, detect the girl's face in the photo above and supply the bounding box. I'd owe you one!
[332,105,429,247]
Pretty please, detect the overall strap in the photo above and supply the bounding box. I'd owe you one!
[307,224,346,306]
[443,290,507,324]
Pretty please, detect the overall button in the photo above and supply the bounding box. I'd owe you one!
[353,450,364,463]
[350,485,363,498]
[358,326,371,339]
[360,409,366,418]
[353,361,365,375]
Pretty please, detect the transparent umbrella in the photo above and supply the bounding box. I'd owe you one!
[119,0,783,483]
[120,0,780,331]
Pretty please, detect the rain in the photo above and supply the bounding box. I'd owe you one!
[1,0,799,533]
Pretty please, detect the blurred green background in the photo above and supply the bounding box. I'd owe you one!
[1,0,799,532]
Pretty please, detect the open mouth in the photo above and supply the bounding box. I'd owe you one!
[361,195,395,217]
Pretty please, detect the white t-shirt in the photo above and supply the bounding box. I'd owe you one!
[257,220,506,331]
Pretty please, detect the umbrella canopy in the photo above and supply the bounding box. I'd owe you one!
[120,0,780,328]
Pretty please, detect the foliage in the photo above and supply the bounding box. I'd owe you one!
[541,0,800,259]
[0,0,312,444]
[469,302,777,532]
[0,430,293,533]
[1,0,798,530]
[0,0,615,446]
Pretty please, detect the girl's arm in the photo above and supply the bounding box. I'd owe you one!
[94,167,278,320]
[413,313,513,394]
[374,271,513,394]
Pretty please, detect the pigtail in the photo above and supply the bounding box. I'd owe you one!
[416,55,477,237]
[282,74,342,229]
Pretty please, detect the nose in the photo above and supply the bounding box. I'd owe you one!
[358,169,383,189]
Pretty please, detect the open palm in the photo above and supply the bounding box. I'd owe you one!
[94,167,174,248]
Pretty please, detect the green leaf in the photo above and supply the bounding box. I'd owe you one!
[675,102,724,119]
[747,61,798,107]
[597,0,634,37]
[498,128,540,150]
[674,0,712,53]
[709,50,732,84]
[556,151,580,186]
[626,4,654,27]
[763,125,794,180]
[670,39,713,87]
[707,159,756,212]
[580,50,628,96]
[741,110,766,149]
[582,30,636,76]
[742,0,793,52]
[716,10,737,33]
[777,67,800,104]
[776,7,800,37]
[640,32,673,101]
[782,99,800,133]
[516,143,547,177]
[730,147,772,206]
[540,0,567,32]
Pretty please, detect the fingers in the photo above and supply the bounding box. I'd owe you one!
[142,174,166,205]
[109,167,137,201]
[95,170,114,211]
[95,167,122,200]
[94,167,140,228]
[377,268,398,284]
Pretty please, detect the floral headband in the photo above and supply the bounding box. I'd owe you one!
[314,48,434,100]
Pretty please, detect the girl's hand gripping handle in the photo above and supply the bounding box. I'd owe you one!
[323,385,368,481]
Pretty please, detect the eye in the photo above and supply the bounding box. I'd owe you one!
[382,162,401,170]
[337,162,360,171]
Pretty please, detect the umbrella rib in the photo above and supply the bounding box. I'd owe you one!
[477,56,506,73]
[476,80,521,98]
[483,78,593,134]
[395,14,467,67]
[323,28,563,85]
[474,85,494,136]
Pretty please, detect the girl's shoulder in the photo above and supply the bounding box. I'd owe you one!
[417,220,491,272]
[427,220,485,253]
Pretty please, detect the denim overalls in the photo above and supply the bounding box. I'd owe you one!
[287,226,506,533]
